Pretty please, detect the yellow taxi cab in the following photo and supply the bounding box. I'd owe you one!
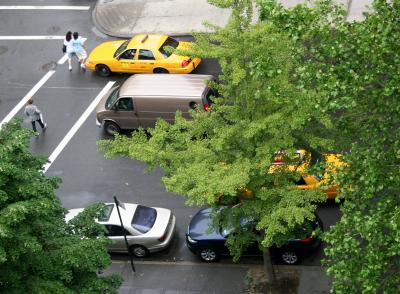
[85,34,201,77]
[269,150,343,199]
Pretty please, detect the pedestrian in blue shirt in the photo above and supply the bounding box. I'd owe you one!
[72,32,88,71]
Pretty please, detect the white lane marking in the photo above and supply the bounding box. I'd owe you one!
[0,70,56,128]
[0,6,90,10]
[58,54,68,64]
[0,36,65,40]
[43,81,116,173]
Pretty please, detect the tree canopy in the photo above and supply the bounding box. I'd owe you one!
[258,0,400,292]
[0,119,121,293]
[99,0,331,263]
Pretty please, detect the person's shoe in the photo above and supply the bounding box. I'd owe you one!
[69,65,72,72]
[80,63,86,72]
[42,123,47,131]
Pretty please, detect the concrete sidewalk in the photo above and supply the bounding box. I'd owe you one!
[105,260,331,294]
[93,0,373,38]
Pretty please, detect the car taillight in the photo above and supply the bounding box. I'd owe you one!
[299,236,313,244]
[158,234,167,242]
[203,103,209,112]
[181,59,190,67]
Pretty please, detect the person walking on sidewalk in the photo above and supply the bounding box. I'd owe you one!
[24,99,47,133]
[71,32,87,71]
[63,31,75,72]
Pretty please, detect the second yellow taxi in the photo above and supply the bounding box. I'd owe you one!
[85,34,201,76]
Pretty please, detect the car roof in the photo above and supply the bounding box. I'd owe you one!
[100,203,138,226]
[128,34,167,49]
[119,74,214,98]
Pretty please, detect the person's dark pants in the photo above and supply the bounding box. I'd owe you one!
[31,118,45,132]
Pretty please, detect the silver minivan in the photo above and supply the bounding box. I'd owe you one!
[96,74,215,135]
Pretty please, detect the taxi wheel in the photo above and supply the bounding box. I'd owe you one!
[96,64,111,77]
[104,121,120,136]
[153,68,169,74]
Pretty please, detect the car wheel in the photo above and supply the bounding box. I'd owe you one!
[153,68,169,74]
[96,64,111,77]
[281,250,299,265]
[130,245,149,258]
[198,247,218,262]
[104,121,120,136]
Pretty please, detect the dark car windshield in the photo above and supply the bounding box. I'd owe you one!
[105,88,120,109]
[114,40,130,58]
[131,205,157,234]
[159,37,179,58]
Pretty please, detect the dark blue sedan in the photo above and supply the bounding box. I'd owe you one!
[186,208,322,264]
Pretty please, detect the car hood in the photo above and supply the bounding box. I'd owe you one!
[188,208,225,241]
[65,208,84,222]
[88,40,126,61]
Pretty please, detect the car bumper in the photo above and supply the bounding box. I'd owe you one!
[85,61,95,71]
[185,234,198,254]
[170,58,201,74]
[148,214,176,253]
[96,117,102,127]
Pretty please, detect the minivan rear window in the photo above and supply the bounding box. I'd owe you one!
[106,88,120,110]
[131,205,157,234]
[159,37,179,58]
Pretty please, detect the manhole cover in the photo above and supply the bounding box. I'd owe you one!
[42,61,57,71]
[0,46,8,55]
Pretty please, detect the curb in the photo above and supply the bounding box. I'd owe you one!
[111,259,325,271]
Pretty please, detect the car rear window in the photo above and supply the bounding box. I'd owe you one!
[131,205,157,234]
[114,40,130,58]
[159,37,179,58]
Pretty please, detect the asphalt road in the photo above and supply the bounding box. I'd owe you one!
[0,1,340,266]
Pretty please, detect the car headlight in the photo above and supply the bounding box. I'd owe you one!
[187,235,197,244]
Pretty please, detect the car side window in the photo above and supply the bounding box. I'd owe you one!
[119,49,136,60]
[138,49,155,60]
[295,176,307,186]
[105,225,131,236]
[115,98,133,111]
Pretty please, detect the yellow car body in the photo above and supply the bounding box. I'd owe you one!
[270,150,343,199]
[85,34,201,76]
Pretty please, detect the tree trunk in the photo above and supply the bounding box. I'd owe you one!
[262,248,277,284]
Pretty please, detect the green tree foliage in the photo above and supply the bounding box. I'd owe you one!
[0,119,121,293]
[258,0,400,292]
[99,0,330,266]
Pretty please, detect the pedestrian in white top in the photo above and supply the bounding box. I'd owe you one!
[71,32,88,71]
[24,99,47,134]
[63,31,75,72]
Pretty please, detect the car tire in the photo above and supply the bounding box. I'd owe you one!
[281,250,299,265]
[198,247,219,262]
[130,245,149,258]
[104,121,120,136]
[96,64,112,77]
[153,68,169,74]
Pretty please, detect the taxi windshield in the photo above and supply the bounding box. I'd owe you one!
[114,40,129,58]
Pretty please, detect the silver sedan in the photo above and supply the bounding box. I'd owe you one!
[65,203,176,257]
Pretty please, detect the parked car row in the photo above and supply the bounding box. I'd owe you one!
[65,203,322,265]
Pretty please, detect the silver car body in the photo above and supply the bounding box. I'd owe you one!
[65,203,176,254]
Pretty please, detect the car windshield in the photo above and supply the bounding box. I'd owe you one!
[114,40,130,58]
[105,88,119,109]
[159,37,179,58]
[131,205,157,234]
[98,204,114,222]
